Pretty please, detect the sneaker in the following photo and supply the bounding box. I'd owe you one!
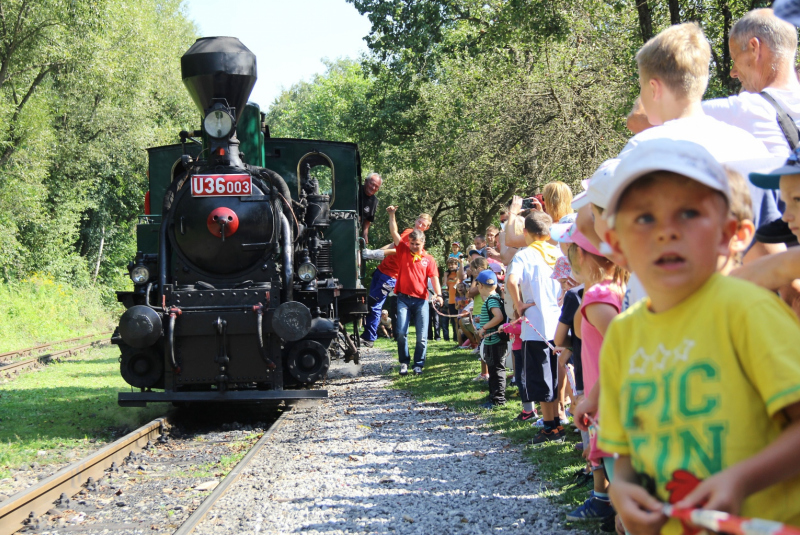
[471,347,481,355]
[360,337,374,348]
[460,340,472,348]
[471,373,489,381]
[361,248,386,261]
[413,366,423,375]
[399,363,408,376]
[530,428,565,444]
[515,410,537,422]
[565,496,614,521]
[509,376,516,386]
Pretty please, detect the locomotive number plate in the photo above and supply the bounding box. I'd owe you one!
[191,174,252,197]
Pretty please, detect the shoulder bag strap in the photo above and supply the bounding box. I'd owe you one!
[759,91,800,150]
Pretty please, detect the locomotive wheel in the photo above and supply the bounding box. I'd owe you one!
[120,346,164,389]
[286,340,329,384]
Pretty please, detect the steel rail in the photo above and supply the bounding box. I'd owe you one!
[0,339,111,380]
[173,408,292,535]
[0,417,170,535]
[0,331,112,364]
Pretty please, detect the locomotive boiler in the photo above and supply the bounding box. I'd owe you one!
[112,37,367,406]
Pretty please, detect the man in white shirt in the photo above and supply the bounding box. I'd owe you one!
[702,9,800,159]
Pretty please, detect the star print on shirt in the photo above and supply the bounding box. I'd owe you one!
[628,339,696,376]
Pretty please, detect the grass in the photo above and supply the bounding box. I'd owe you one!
[0,276,115,353]
[0,346,169,480]
[378,330,591,508]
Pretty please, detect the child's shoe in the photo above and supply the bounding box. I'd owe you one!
[565,495,614,521]
[514,409,537,421]
[530,428,565,444]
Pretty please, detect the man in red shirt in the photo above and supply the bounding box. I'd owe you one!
[360,212,432,347]
[388,206,443,375]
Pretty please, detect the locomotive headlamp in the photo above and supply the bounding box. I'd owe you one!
[203,108,234,139]
[130,265,150,284]
[297,262,317,282]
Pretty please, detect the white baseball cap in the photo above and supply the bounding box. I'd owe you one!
[604,139,731,227]
[571,158,621,210]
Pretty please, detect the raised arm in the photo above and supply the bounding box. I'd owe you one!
[387,205,401,245]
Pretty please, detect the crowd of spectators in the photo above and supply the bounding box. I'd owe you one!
[358,7,800,534]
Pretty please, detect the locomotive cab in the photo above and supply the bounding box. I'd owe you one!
[113,37,367,406]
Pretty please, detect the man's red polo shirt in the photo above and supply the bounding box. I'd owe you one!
[376,228,413,279]
[394,239,437,300]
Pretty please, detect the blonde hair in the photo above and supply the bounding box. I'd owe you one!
[636,22,710,100]
[418,213,432,224]
[542,182,574,223]
[725,168,753,224]
[567,243,629,289]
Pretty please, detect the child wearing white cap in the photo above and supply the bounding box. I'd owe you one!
[596,138,800,535]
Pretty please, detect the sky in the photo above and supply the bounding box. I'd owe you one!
[183,0,372,112]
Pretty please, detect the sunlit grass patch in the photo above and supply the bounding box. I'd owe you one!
[0,346,168,480]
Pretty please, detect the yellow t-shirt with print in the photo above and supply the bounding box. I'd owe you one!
[598,274,800,534]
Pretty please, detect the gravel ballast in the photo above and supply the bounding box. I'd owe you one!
[193,348,591,534]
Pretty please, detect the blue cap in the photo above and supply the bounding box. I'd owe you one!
[475,269,497,286]
[749,146,800,190]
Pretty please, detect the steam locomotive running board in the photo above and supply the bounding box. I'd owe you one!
[119,390,327,407]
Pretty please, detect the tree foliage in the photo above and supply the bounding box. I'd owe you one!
[0,0,197,290]
[267,0,781,259]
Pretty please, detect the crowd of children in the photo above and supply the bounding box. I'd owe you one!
[371,8,800,534]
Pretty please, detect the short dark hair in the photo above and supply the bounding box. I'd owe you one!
[524,211,552,237]
[409,229,425,242]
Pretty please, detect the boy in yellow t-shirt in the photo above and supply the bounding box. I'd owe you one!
[599,139,800,535]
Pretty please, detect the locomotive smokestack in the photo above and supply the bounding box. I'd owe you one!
[180,37,257,120]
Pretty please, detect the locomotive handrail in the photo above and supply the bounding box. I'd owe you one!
[279,211,293,302]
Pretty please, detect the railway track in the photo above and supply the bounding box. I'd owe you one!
[0,332,112,364]
[0,417,169,534]
[0,334,111,381]
[0,409,290,535]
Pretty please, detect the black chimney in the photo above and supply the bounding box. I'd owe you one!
[180,37,257,120]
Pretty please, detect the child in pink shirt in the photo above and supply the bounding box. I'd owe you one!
[557,223,627,522]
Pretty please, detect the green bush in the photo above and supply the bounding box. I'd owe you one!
[0,275,115,352]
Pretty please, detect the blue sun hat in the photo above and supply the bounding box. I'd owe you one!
[475,269,497,286]
[749,146,800,190]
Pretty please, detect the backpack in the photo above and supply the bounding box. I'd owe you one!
[484,294,509,343]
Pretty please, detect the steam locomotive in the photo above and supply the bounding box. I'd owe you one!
[112,37,367,406]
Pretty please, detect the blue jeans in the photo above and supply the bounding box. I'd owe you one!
[396,293,429,368]
[363,269,396,342]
